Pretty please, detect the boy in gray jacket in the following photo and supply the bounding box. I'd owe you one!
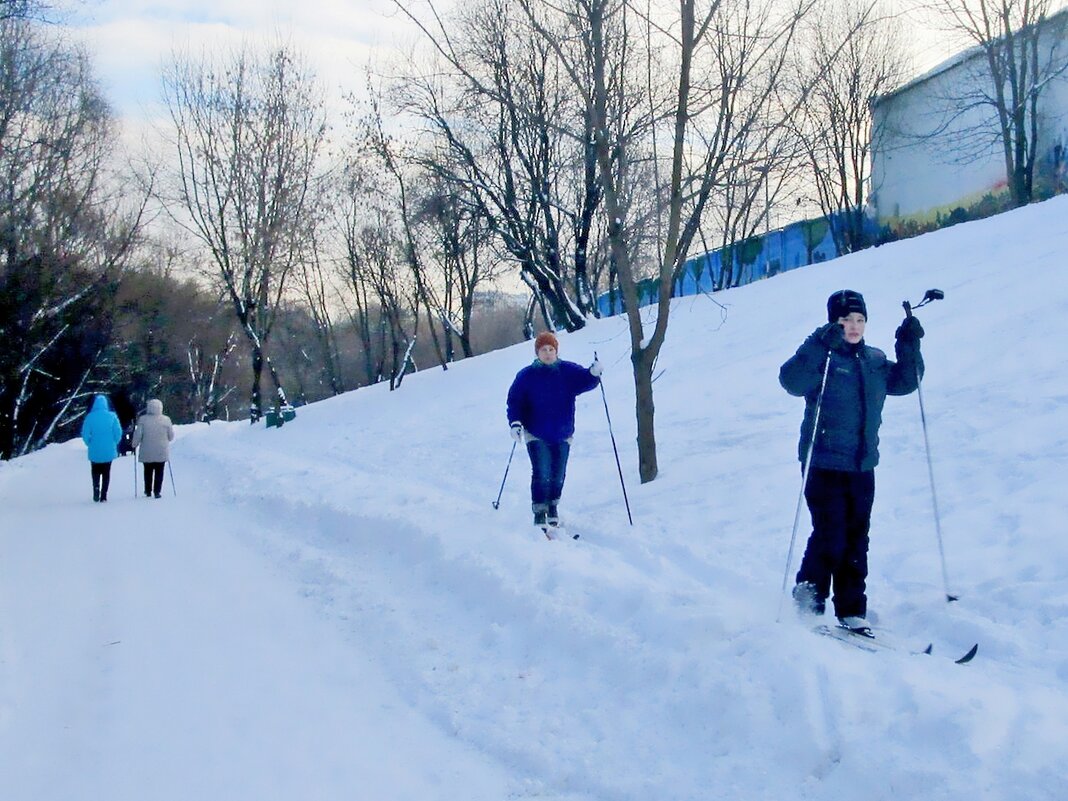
[779,290,924,633]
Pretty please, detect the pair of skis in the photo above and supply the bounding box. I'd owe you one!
[814,622,978,664]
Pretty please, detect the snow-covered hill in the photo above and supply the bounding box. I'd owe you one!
[3,196,1068,800]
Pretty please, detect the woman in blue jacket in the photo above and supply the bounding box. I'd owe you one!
[80,394,123,502]
[507,331,601,528]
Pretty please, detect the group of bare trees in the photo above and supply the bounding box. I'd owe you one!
[0,5,145,459]
[0,0,942,474]
[3,0,1066,478]
[159,39,523,414]
[386,0,1067,481]
[391,0,612,335]
[0,6,523,454]
[162,44,328,422]
[386,0,914,480]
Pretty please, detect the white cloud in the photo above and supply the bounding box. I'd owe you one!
[66,0,418,138]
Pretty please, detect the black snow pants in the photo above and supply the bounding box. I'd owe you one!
[90,461,112,501]
[796,466,875,619]
[143,462,165,497]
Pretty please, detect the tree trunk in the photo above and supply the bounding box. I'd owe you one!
[250,346,264,422]
[632,347,658,482]
[265,356,288,408]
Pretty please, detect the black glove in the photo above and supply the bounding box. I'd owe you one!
[895,316,924,343]
[816,322,845,351]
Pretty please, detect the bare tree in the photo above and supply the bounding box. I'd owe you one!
[352,220,420,390]
[413,172,503,359]
[391,0,612,332]
[362,95,451,369]
[0,17,143,458]
[542,0,827,482]
[0,0,46,21]
[796,1,909,253]
[331,161,381,387]
[333,154,421,390]
[187,328,239,423]
[293,245,345,397]
[920,0,1068,206]
[162,42,328,422]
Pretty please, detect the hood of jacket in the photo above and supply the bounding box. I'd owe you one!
[146,398,164,415]
[91,395,111,413]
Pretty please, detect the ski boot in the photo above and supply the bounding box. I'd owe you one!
[792,581,825,617]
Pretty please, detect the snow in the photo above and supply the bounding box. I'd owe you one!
[3,196,1068,799]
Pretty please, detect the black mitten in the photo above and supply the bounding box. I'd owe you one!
[895,316,924,343]
[816,322,845,350]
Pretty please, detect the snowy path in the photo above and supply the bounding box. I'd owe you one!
[0,443,514,801]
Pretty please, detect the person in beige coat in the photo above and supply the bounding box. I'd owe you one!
[132,398,175,498]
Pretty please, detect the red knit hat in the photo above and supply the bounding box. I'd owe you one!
[534,331,559,352]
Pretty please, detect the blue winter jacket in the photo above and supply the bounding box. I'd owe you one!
[507,359,600,443]
[80,395,123,463]
[779,331,923,472]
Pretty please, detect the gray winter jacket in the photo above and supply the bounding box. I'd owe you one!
[779,330,923,472]
[133,399,175,463]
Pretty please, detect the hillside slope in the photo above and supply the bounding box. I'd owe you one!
[2,196,1067,800]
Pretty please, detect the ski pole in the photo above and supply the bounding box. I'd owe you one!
[903,289,956,602]
[492,441,517,509]
[776,351,832,622]
[595,352,633,526]
[167,459,177,497]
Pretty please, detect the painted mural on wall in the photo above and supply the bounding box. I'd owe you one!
[595,211,875,317]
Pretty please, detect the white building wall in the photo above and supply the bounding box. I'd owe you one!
[870,11,1068,226]
[1039,25,1068,171]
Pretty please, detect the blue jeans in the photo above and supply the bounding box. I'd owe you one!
[526,439,570,510]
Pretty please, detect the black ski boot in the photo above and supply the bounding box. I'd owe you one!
[547,501,560,528]
[792,581,825,617]
[836,616,873,637]
[532,502,549,528]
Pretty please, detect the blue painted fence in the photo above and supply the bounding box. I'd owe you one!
[596,211,876,316]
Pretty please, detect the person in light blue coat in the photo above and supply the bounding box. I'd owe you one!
[80,394,123,502]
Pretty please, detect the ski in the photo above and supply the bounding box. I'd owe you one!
[813,623,894,654]
[813,623,978,664]
[953,643,979,664]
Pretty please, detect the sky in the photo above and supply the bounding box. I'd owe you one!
[64,0,414,144]
[58,0,970,147]
[2,193,1067,799]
